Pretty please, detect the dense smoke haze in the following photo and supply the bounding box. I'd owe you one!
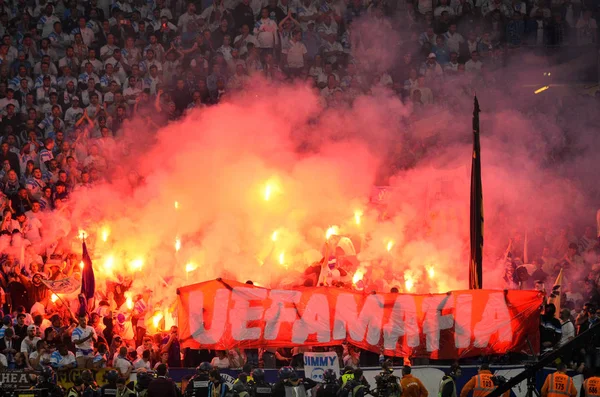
[9,17,599,318]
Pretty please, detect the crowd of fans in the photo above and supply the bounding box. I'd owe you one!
[0,0,598,383]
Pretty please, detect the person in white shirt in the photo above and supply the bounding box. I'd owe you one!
[254,8,279,50]
[465,51,483,73]
[71,314,97,369]
[444,24,464,53]
[434,0,455,17]
[234,25,260,56]
[283,30,307,73]
[49,344,76,371]
[133,350,152,371]
[20,325,41,369]
[178,3,199,33]
[558,308,575,347]
[210,350,230,369]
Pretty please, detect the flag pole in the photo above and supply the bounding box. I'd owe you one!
[469,96,484,289]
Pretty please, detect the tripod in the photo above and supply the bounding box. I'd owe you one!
[524,368,541,397]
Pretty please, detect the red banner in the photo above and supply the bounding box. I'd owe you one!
[177,279,543,359]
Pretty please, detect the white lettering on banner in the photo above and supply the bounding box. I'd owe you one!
[264,290,301,340]
[422,295,454,351]
[190,289,230,344]
[455,294,473,348]
[473,292,512,347]
[292,293,331,343]
[231,287,268,341]
[333,294,384,345]
[383,295,419,350]
[187,288,517,351]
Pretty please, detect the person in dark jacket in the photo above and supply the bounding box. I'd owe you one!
[0,142,20,176]
[148,363,180,397]
[440,363,461,397]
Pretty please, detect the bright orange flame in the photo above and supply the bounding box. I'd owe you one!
[279,252,285,265]
[104,256,114,271]
[51,294,58,303]
[153,312,163,329]
[78,229,87,240]
[185,262,197,272]
[79,261,84,270]
[175,237,181,252]
[130,258,144,271]
[405,277,414,292]
[354,210,363,225]
[174,201,179,210]
[534,85,550,94]
[126,295,133,310]
[101,226,110,242]
[264,184,272,201]
[271,230,278,242]
[326,226,339,240]
[352,269,365,284]
[427,265,435,279]
[386,240,394,252]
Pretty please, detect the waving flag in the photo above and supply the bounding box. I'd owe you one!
[469,96,484,289]
[81,241,95,300]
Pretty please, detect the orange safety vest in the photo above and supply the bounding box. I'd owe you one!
[473,373,495,397]
[547,373,573,397]
[584,377,600,397]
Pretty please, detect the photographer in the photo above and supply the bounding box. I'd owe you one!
[341,368,369,397]
[373,361,401,397]
[316,369,340,397]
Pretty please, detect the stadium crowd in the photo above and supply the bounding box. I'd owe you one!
[0,0,599,393]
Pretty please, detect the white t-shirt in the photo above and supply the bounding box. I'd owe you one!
[133,358,152,371]
[283,40,308,68]
[71,326,97,356]
[49,350,76,368]
[211,356,230,369]
[21,336,41,354]
[114,355,133,376]
[0,353,7,367]
[254,19,278,48]
[559,320,575,347]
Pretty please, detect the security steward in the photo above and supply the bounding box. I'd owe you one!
[67,378,85,397]
[100,369,119,396]
[316,369,340,397]
[541,363,577,397]
[460,364,509,397]
[341,367,355,387]
[248,368,272,397]
[582,369,600,397]
[439,363,461,397]
[400,366,428,397]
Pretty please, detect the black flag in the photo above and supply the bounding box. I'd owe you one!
[469,96,483,289]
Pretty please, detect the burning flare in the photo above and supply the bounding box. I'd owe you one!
[152,312,164,329]
[51,294,58,303]
[79,261,84,270]
[354,210,363,226]
[271,230,278,242]
[175,237,181,252]
[104,256,114,272]
[174,201,179,210]
[78,229,87,240]
[426,265,435,279]
[101,226,110,242]
[326,226,339,240]
[130,258,144,271]
[405,277,414,292]
[279,252,285,266]
[185,262,197,272]
[125,293,133,310]
[386,240,394,252]
[352,269,365,285]
[264,183,272,201]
